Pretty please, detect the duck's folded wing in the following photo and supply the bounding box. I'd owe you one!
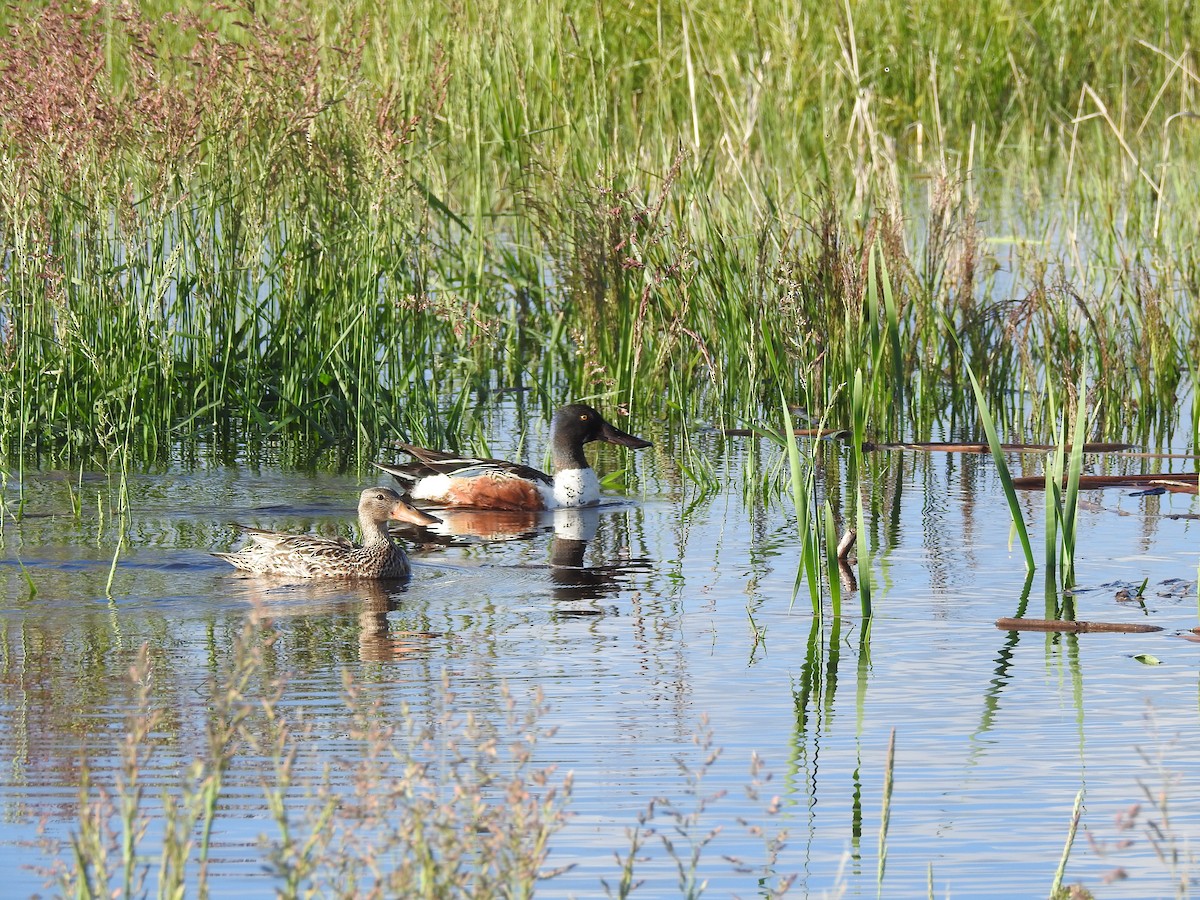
[380,446,552,485]
[240,528,355,552]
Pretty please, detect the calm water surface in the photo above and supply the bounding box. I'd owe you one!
[1,409,1198,897]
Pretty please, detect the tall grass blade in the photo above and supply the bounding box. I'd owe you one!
[1191,372,1200,457]
[877,727,896,895]
[780,391,821,613]
[822,499,842,618]
[851,369,873,617]
[1060,368,1090,587]
[945,321,1035,571]
[876,247,904,411]
[1050,788,1084,896]
[1044,380,1064,593]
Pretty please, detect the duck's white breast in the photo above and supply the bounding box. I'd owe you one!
[551,468,599,508]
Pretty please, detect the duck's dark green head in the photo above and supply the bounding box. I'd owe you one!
[550,404,652,469]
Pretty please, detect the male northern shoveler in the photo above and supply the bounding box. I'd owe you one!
[214,487,441,579]
[375,403,653,511]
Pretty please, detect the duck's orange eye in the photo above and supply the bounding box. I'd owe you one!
[579,413,590,421]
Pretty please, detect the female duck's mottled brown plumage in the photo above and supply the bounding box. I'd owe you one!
[214,488,441,580]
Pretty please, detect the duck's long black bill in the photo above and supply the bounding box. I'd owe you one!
[598,420,653,450]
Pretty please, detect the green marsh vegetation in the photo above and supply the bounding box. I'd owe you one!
[1,0,1197,469]
[3,0,1200,893]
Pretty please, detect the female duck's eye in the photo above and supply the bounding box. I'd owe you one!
[579,413,590,421]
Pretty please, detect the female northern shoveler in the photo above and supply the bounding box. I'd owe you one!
[375,403,652,511]
[214,487,441,579]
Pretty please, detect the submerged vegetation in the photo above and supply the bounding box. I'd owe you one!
[0,0,1197,467]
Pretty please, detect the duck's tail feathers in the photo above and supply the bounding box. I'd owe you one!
[374,461,424,485]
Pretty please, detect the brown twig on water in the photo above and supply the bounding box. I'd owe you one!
[995,618,1163,633]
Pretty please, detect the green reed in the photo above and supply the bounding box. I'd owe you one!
[843,245,905,618]
[877,728,896,893]
[820,499,843,617]
[1051,788,1085,897]
[778,393,820,614]
[1191,369,1200,454]
[950,321,1037,571]
[849,370,872,616]
[1039,369,1092,607]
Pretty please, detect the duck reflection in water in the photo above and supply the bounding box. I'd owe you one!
[390,507,545,547]
[391,503,653,613]
[232,578,444,663]
[354,581,446,662]
[548,507,654,612]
